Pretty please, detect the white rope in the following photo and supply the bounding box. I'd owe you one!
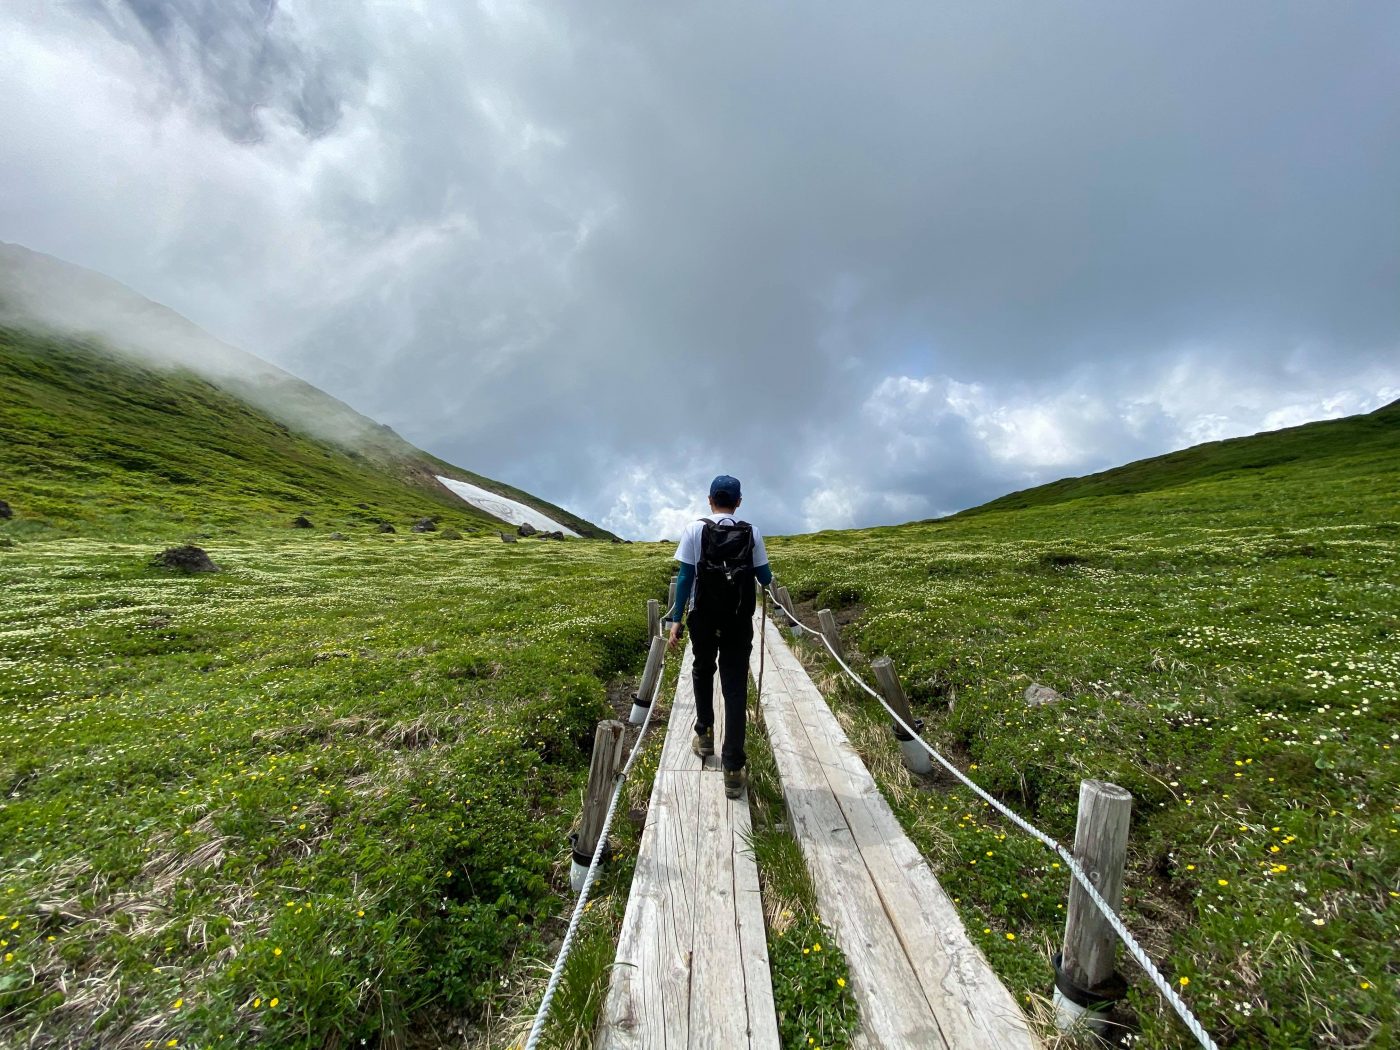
[522,644,668,1050]
[762,589,1219,1050]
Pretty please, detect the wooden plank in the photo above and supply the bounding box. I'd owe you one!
[599,767,697,1049]
[782,651,1036,1048]
[768,619,1037,1047]
[750,614,1040,1050]
[732,799,780,1050]
[752,635,948,1048]
[659,647,701,772]
[689,780,747,1049]
[599,641,780,1049]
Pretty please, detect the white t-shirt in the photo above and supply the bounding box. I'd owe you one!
[674,513,769,567]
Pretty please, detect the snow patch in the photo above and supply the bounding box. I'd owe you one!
[435,476,580,536]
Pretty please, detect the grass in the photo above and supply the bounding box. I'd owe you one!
[510,656,676,1050]
[0,533,674,1047]
[767,401,1400,1048]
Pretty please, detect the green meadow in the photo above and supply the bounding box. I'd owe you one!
[3,319,1397,1048]
[769,401,1399,1047]
[0,536,674,1047]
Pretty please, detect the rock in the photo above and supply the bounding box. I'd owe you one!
[517,522,538,537]
[499,532,517,543]
[412,518,437,533]
[152,545,220,573]
[0,500,12,520]
[378,523,397,534]
[292,515,313,529]
[328,531,348,541]
[439,528,463,540]
[356,503,369,510]
[610,537,623,544]
[547,530,565,540]
[1024,683,1063,707]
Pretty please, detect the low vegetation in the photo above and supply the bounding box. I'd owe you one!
[769,402,1399,1047]
[0,534,672,1047]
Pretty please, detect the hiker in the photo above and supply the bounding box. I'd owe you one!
[667,475,774,799]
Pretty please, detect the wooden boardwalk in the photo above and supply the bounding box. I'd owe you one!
[749,611,1040,1050]
[597,643,780,1049]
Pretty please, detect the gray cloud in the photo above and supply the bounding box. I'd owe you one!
[2,1,1398,538]
[79,0,367,141]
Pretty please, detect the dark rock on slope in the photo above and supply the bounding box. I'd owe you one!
[152,545,220,573]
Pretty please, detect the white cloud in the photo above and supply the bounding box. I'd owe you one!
[3,2,1398,538]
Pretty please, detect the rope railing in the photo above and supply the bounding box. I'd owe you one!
[521,636,669,1050]
[761,587,1220,1050]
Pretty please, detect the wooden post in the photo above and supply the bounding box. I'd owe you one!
[774,585,793,618]
[1055,779,1132,1030]
[667,577,678,622]
[817,608,845,662]
[647,598,661,639]
[774,585,799,636]
[871,657,934,775]
[630,635,666,725]
[571,719,626,891]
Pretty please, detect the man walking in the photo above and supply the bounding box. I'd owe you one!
[667,475,774,799]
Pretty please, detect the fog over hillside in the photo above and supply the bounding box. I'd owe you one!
[0,241,409,456]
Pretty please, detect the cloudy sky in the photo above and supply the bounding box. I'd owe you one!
[3,2,1398,538]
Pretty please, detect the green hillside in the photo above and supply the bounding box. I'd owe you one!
[771,403,1400,1047]
[0,325,609,541]
[955,398,1400,520]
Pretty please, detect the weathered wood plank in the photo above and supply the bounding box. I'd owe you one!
[752,634,947,1047]
[732,799,780,1050]
[659,647,700,772]
[689,780,746,1049]
[784,652,1037,1049]
[599,641,779,1049]
[750,613,1040,1050]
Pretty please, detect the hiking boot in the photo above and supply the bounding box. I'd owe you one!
[692,729,714,759]
[723,767,745,800]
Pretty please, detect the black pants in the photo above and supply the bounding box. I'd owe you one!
[688,607,753,771]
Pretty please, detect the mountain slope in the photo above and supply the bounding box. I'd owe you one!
[949,398,1400,521]
[0,243,610,539]
[770,402,1398,1047]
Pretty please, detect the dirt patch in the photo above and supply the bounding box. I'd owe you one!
[603,673,668,762]
[789,596,865,629]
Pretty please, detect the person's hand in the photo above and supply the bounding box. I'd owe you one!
[667,620,683,651]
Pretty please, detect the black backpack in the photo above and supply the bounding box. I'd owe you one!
[693,517,757,619]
